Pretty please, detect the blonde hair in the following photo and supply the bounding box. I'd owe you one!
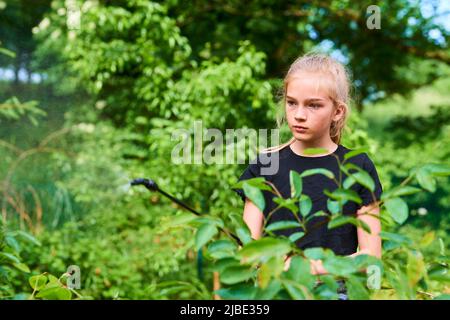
[261,52,352,153]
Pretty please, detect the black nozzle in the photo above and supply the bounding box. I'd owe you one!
[130,178,159,191]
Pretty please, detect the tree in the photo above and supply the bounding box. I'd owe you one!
[162,0,449,110]
[0,0,51,84]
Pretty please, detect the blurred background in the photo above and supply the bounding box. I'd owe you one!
[0,0,449,299]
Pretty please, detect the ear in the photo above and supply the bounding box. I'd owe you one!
[332,103,345,122]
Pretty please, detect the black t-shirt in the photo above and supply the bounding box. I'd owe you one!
[232,144,383,256]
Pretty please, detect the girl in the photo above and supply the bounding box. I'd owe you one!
[233,53,383,299]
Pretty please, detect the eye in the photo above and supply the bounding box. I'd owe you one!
[287,100,296,107]
[309,103,322,109]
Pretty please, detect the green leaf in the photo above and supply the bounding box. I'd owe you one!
[14,230,42,246]
[346,275,370,300]
[193,216,224,229]
[5,235,20,252]
[353,254,382,271]
[236,226,252,245]
[47,274,59,284]
[416,168,436,192]
[428,265,450,282]
[243,182,265,212]
[406,251,425,287]
[257,256,284,288]
[419,231,435,248]
[283,281,306,300]
[327,199,340,215]
[266,221,301,232]
[215,283,257,300]
[36,285,72,300]
[303,247,325,260]
[257,261,272,289]
[323,256,358,276]
[220,265,255,285]
[0,252,21,264]
[328,215,371,234]
[195,223,218,250]
[379,231,412,245]
[273,197,299,214]
[422,163,450,177]
[299,194,312,217]
[207,240,237,259]
[237,238,291,263]
[343,176,356,189]
[315,275,339,300]
[159,282,195,296]
[381,186,422,200]
[213,257,241,273]
[254,279,282,299]
[324,188,362,204]
[300,168,335,180]
[406,251,426,287]
[285,256,315,289]
[433,294,450,300]
[288,232,305,243]
[13,263,30,273]
[353,171,375,192]
[384,197,409,224]
[343,148,369,161]
[0,47,16,58]
[232,177,272,191]
[343,162,363,173]
[29,274,47,290]
[289,170,302,198]
[208,240,237,252]
[306,210,329,223]
[165,212,197,228]
[231,178,261,190]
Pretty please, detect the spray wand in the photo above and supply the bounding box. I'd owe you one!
[130,178,243,247]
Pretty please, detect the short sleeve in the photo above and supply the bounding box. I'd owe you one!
[231,159,261,203]
[358,154,383,208]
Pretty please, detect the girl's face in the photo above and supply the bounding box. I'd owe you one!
[285,72,343,144]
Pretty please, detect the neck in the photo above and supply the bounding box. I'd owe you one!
[290,136,338,157]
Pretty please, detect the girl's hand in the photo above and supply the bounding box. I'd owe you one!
[309,259,328,275]
[283,256,292,271]
[284,256,328,275]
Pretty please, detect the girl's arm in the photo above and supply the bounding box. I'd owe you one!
[242,200,294,270]
[242,199,264,240]
[350,201,382,258]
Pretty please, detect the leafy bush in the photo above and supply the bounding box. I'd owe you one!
[158,150,450,300]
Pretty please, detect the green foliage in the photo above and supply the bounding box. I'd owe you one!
[163,0,450,108]
[0,0,51,83]
[17,203,203,299]
[28,272,83,300]
[0,97,46,125]
[364,77,450,231]
[0,222,41,299]
[207,151,450,300]
[386,105,450,147]
[1,0,449,301]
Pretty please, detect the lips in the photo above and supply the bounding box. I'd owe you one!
[293,125,308,133]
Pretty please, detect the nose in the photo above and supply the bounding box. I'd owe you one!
[294,106,307,121]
